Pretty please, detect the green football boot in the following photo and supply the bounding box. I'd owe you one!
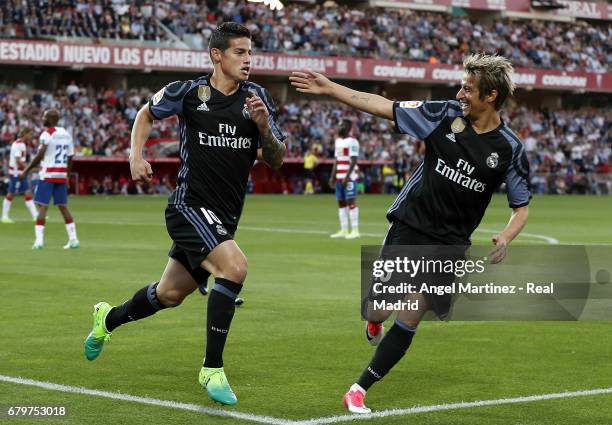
[198,366,237,405]
[84,302,112,361]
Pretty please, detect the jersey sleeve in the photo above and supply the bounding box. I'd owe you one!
[505,144,531,208]
[39,131,51,146]
[17,144,26,160]
[349,138,359,157]
[148,80,191,120]
[393,100,460,139]
[250,86,287,145]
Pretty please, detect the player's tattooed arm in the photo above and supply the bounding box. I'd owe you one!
[247,92,286,169]
[290,71,394,120]
[258,127,286,169]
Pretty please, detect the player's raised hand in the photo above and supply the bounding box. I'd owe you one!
[290,70,332,95]
[489,234,508,264]
[130,157,153,183]
[245,92,270,130]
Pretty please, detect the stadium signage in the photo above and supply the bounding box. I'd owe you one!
[0,39,609,93]
[541,74,587,88]
[373,65,426,79]
[373,0,610,20]
[431,68,465,81]
[512,72,537,85]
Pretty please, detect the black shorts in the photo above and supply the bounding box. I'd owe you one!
[165,205,236,283]
[381,221,466,320]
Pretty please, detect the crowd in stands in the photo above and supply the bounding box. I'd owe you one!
[0,1,609,73]
[0,83,173,158]
[0,0,165,41]
[0,85,610,195]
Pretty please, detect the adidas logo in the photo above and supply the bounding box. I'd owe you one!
[445,133,456,142]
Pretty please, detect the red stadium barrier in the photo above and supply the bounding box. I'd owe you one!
[70,156,392,195]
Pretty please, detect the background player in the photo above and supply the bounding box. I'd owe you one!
[2,128,38,223]
[329,119,360,239]
[83,22,285,406]
[291,53,530,413]
[21,109,79,250]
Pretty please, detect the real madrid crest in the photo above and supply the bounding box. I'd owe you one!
[216,224,228,236]
[242,105,251,120]
[152,88,164,105]
[451,117,466,134]
[399,101,423,109]
[486,152,499,168]
[197,85,211,111]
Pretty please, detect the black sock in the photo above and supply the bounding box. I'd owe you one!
[357,322,416,391]
[203,278,243,368]
[105,282,167,332]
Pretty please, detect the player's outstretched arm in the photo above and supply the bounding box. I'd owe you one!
[129,104,155,183]
[246,92,286,169]
[290,71,394,120]
[490,206,529,263]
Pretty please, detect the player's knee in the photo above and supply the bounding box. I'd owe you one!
[222,254,248,283]
[156,287,187,307]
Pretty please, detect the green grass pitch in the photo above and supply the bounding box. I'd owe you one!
[1,194,611,424]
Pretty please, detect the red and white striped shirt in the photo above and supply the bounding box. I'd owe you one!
[39,127,74,183]
[8,138,27,177]
[334,136,359,180]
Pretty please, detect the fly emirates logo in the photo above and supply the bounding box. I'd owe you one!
[199,123,252,149]
[435,158,486,192]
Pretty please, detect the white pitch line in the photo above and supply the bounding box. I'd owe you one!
[240,226,558,244]
[0,375,289,425]
[10,218,560,245]
[294,387,612,425]
[3,374,612,425]
[478,228,559,244]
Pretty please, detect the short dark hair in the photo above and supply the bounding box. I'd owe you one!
[338,119,352,138]
[44,109,60,126]
[209,22,251,53]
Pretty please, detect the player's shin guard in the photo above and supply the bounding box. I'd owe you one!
[25,195,37,219]
[356,321,416,391]
[65,219,78,241]
[34,219,45,246]
[104,281,167,332]
[338,207,349,232]
[204,278,243,368]
[2,196,12,219]
[349,205,359,232]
